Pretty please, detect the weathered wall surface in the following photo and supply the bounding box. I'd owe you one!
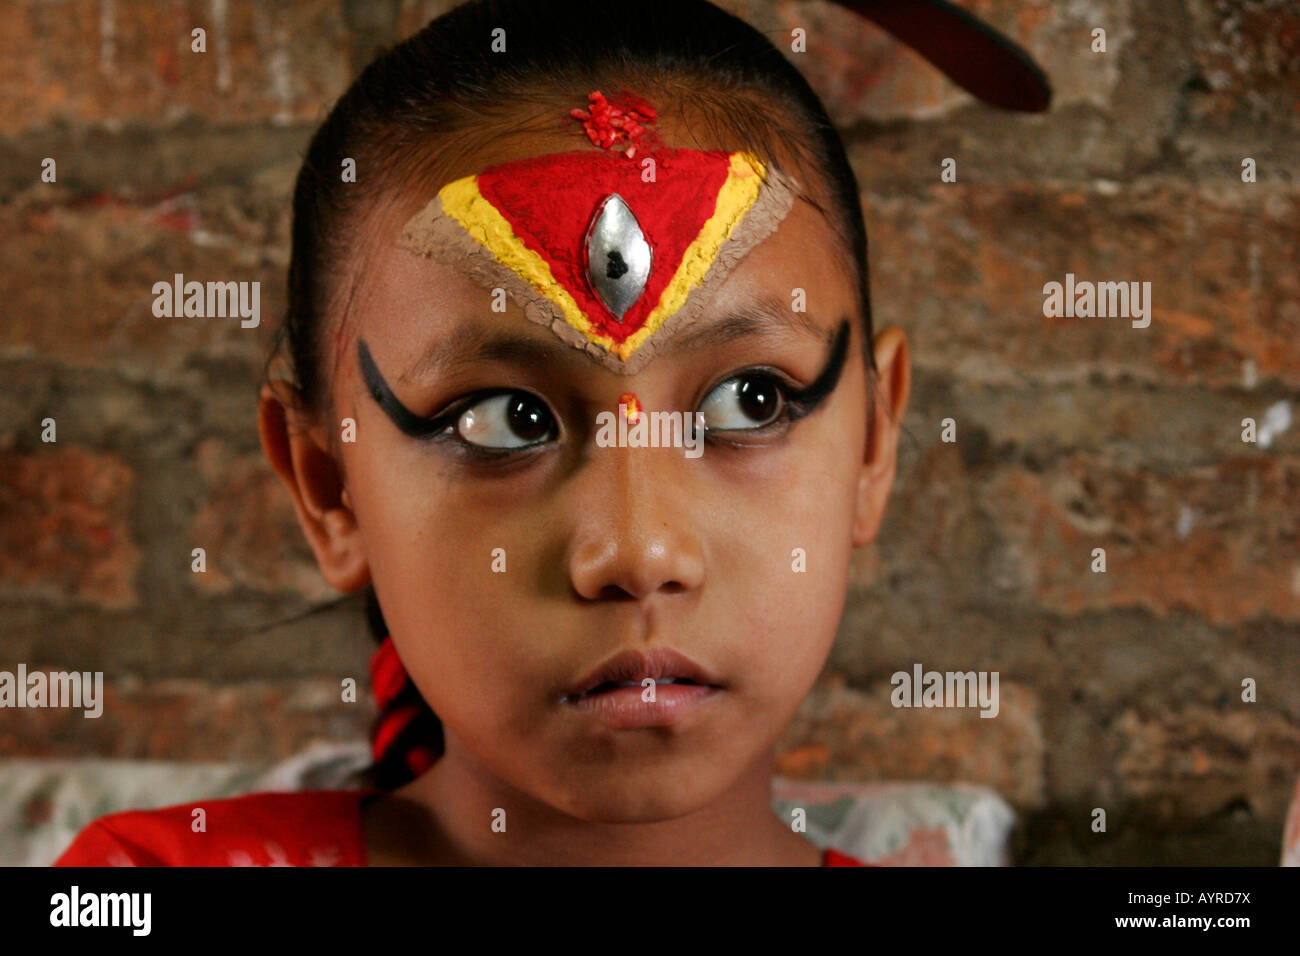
[2,0,1296,865]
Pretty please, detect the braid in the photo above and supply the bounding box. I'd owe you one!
[365,587,442,788]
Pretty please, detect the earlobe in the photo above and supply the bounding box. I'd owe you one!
[258,383,371,593]
[851,327,911,548]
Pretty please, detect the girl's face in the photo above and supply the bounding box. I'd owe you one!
[277,122,907,824]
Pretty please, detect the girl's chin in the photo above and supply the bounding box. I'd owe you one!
[533,758,746,823]
[552,789,728,824]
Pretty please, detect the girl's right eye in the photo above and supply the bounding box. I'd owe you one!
[453,392,558,450]
[697,372,788,431]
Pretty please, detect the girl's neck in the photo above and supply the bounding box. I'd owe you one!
[362,735,820,866]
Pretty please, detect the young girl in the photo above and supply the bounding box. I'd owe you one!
[55,0,1048,866]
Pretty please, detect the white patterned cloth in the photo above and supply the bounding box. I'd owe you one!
[5,740,1015,866]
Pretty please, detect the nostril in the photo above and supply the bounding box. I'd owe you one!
[593,584,640,602]
[588,577,692,602]
[568,529,705,601]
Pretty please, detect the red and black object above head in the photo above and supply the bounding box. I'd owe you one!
[830,0,1052,112]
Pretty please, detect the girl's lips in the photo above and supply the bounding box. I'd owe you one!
[565,646,723,699]
[561,646,726,730]
[563,681,722,730]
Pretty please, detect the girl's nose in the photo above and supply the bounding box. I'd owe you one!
[565,444,706,602]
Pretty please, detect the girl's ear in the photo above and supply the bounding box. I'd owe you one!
[852,326,911,548]
[258,381,371,592]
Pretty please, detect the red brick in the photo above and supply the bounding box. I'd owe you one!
[981,452,1300,625]
[1188,0,1300,128]
[0,446,140,608]
[0,0,349,135]
[0,190,284,378]
[394,0,465,41]
[866,181,1300,389]
[776,672,1045,807]
[1115,704,1300,821]
[189,438,335,601]
[0,675,369,761]
[711,0,1126,124]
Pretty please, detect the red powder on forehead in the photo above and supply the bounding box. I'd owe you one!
[474,148,735,344]
[569,90,659,158]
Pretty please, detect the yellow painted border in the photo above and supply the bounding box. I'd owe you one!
[616,151,767,359]
[438,151,768,360]
[437,175,602,344]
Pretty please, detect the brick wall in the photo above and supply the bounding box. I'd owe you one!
[1,0,1296,865]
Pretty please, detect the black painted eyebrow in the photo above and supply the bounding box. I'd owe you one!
[783,318,851,421]
[358,338,457,439]
[359,318,852,439]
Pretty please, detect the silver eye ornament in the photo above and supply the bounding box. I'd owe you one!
[584,193,652,322]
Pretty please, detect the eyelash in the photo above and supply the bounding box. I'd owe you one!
[416,388,551,464]
[419,368,809,463]
[697,369,807,449]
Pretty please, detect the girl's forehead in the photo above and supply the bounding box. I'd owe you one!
[362,197,848,395]
[388,91,815,377]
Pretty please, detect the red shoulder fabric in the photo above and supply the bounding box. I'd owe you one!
[52,790,376,867]
[823,846,871,866]
[53,787,876,866]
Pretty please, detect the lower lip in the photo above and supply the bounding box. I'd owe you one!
[563,683,722,730]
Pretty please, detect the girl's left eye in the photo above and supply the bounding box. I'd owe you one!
[698,373,787,431]
[456,392,557,449]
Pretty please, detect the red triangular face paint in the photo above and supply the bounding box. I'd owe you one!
[398,147,797,374]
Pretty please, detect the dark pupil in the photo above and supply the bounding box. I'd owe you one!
[507,395,551,442]
[737,377,778,422]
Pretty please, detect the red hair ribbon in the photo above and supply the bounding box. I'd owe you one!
[369,635,439,776]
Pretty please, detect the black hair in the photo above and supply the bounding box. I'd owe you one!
[270,0,879,789]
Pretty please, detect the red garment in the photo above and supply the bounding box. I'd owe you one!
[53,790,869,866]
[823,847,866,867]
